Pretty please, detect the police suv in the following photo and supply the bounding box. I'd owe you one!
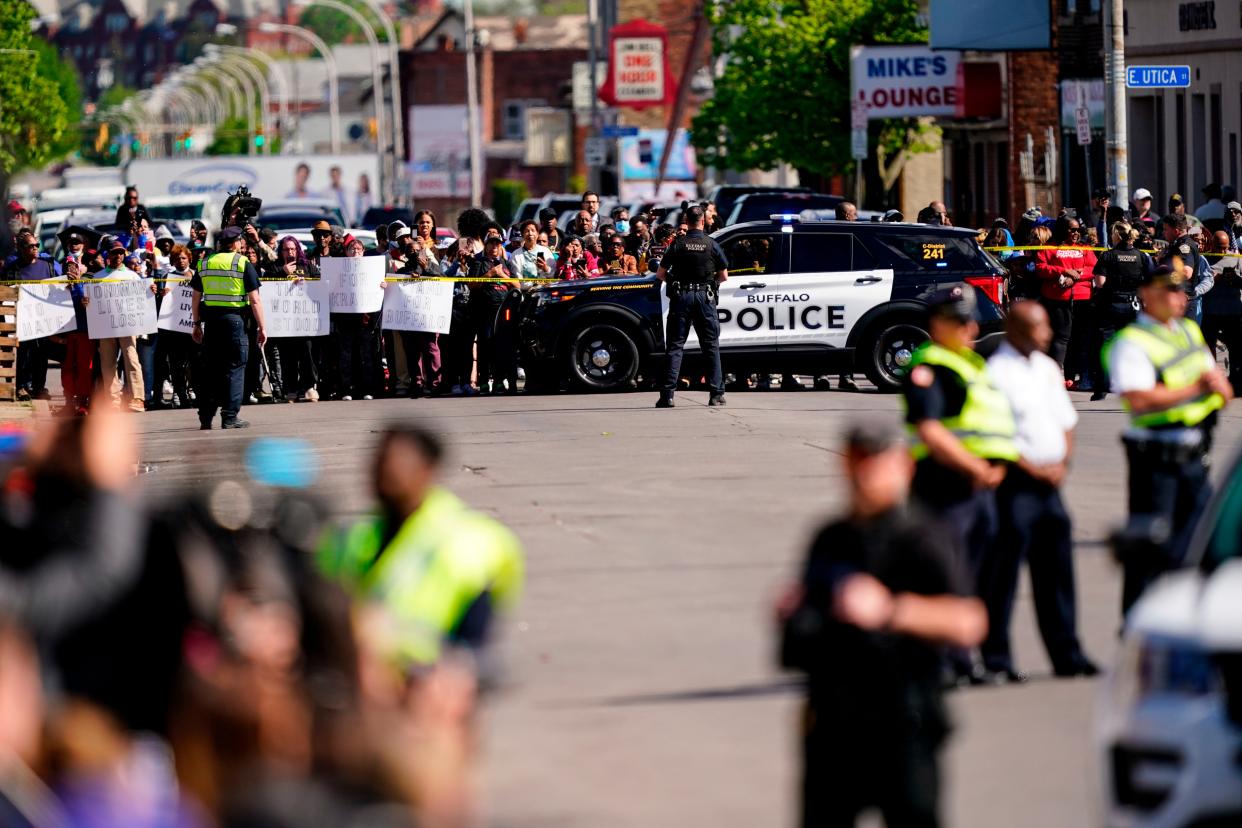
[518,216,1007,392]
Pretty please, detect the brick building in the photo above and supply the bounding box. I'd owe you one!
[399,11,586,218]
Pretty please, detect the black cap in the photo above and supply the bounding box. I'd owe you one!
[218,226,244,242]
[844,420,903,457]
[1141,263,1186,288]
[1092,187,1112,199]
[925,283,977,322]
[66,233,84,244]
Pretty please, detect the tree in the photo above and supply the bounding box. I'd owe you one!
[690,0,933,188]
[0,0,74,174]
[28,38,83,160]
[205,115,282,156]
[300,5,388,47]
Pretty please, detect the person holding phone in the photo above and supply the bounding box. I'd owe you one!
[264,236,321,402]
[507,219,553,283]
[555,237,597,281]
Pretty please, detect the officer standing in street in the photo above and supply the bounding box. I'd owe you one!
[777,420,986,827]
[1105,262,1233,615]
[656,205,728,408]
[191,226,267,430]
[1088,221,1152,400]
[902,285,1017,684]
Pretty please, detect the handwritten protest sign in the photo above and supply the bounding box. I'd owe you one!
[157,281,196,334]
[85,279,157,339]
[321,256,386,313]
[381,279,454,334]
[16,281,77,341]
[261,279,330,337]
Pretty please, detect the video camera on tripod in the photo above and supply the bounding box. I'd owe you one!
[222,185,263,228]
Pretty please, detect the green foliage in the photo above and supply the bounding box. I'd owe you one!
[0,0,75,174]
[491,179,530,225]
[204,115,282,156]
[300,5,388,47]
[97,84,138,111]
[28,38,83,160]
[690,0,928,180]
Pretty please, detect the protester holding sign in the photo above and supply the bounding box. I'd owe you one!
[263,236,323,402]
[153,245,200,410]
[2,231,58,401]
[61,256,95,415]
[324,239,384,401]
[83,242,152,412]
[393,232,446,397]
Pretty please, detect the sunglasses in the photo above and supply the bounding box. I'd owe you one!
[1067,227,1082,233]
[21,243,38,250]
[313,230,332,237]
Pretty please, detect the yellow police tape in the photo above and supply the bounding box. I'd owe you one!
[984,245,1237,258]
[0,275,566,286]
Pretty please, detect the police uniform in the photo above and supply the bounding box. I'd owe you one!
[191,229,261,429]
[1105,268,1225,614]
[658,228,728,406]
[902,286,1018,681]
[318,486,524,668]
[1089,242,1152,394]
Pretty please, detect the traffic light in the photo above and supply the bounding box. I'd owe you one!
[131,139,142,153]
[184,135,193,150]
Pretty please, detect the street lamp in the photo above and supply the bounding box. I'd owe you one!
[216,41,295,155]
[258,22,341,154]
[292,0,387,200]
[196,57,257,155]
[206,45,273,155]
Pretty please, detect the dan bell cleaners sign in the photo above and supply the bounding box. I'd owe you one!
[597,19,677,109]
[851,45,961,120]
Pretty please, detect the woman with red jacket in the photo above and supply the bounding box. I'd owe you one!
[1034,216,1098,378]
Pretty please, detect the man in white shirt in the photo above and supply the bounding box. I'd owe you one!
[1194,182,1226,224]
[84,242,148,411]
[984,301,1098,679]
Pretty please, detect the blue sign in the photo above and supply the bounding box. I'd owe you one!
[601,125,640,138]
[1126,65,1191,88]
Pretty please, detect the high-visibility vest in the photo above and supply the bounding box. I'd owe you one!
[197,252,248,308]
[1104,317,1224,428]
[904,342,1019,462]
[318,487,525,667]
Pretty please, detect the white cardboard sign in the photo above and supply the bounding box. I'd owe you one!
[157,281,196,334]
[381,279,454,334]
[16,281,77,341]
[321,256,386,313]
[85,279,157,339]
[260,279,331,337]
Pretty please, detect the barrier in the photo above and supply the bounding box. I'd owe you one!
[0,286,16,401]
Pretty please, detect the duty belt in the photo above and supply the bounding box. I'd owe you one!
[1122,426,1206,465]
[674,282,714,290]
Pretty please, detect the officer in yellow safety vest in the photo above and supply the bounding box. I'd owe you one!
[190,226,266,430]
[903,284,1018,686]
[318,424,524,676]
[1105,262,1233,614]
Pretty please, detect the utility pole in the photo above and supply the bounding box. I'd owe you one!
[587,0,599,192]
[1105,0,1129,208]
[463,0,483,205]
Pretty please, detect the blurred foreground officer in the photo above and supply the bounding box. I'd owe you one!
[319,424,524,675]
[983,302,1098,679]
[1105,263,1232,614]
[656,205,728,408]
[778,421,986,828]
[902,285,1016,684]
[191,226,266,430]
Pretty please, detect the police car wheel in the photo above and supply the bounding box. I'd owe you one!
[863,318,928,392]
[566,322,640,391]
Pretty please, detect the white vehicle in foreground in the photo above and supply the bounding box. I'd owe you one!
[1099,457,1242,827]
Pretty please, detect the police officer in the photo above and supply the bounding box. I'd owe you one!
[1158,213,1202,300]
[191,226,267,430]
[777,420,986,827]
[903,284,1018,684]
[1088,221,1152,400]
[656,205,728,408]
[1105,263,1233,615]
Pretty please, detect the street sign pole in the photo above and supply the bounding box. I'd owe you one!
[1104,0,1129,209]
[851,99,867,208]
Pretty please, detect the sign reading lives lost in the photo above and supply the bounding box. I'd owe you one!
[157,281,196,334]
[85,279,157,339]
[381,279,454,334]
[321,256,386,314]
[260,279,331,337]
[16,281,77,341]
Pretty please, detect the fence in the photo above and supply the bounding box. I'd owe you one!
[0,286,15,401]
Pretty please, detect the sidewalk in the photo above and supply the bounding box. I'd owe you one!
[0,400,47,423]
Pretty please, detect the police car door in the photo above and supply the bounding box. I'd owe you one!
[779,232,892,350]
[661,230,787,352]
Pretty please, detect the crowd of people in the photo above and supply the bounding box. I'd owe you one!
[0,404,523,828]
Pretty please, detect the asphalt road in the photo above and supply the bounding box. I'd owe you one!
[132,386,1242,828]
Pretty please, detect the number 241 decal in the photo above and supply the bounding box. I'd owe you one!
[922,244,945,260]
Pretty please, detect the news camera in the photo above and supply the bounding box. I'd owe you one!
[222,186,263,228]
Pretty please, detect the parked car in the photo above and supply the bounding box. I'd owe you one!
[257,201,347,232]
[1099,454,1242,828]
[724,192,845,226]
[519,215,1006,393]
[706,184,811,223]
[358,206,415,231]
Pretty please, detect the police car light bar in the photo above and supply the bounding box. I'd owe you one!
[770,213,801,223]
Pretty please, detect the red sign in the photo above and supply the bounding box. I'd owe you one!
[597,19,677,109]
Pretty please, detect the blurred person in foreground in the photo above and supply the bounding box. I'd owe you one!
[318,423,524,680]
[1202,230,1242,394]
[778,421,986,828]
[1105,262,1232,614]
[983,302,1098,680]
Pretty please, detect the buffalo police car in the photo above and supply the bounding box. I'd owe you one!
[519,215,1007,392]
